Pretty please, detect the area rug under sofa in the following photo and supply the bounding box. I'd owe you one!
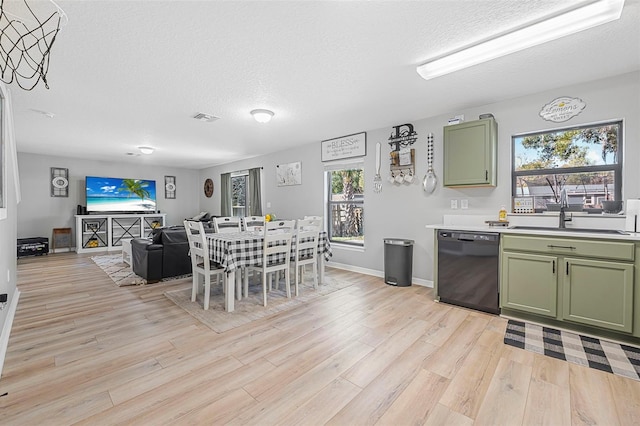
[91,254,189,286]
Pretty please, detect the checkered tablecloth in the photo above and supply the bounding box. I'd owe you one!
[205,230,332,274]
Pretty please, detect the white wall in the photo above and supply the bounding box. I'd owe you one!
[0,82,20,378]
[16,153,201,243]
[5,72,638,292]
[199,71,640,283]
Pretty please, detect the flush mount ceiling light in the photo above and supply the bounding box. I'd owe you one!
[416,0,625,80]
[138,146,154,155]
[250,109,275,123]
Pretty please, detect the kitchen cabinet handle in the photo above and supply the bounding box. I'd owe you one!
[552,260,555,274]
[566,262,569,275]
[547,244,576,250]
[485,170,488,180]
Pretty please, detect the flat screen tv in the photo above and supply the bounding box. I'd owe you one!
[85,176,157,213]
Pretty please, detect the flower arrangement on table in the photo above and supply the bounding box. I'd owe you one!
[265,213,277,222]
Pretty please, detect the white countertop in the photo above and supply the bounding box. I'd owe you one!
[426,223,640,241]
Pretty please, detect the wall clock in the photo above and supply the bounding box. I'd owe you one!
[204,178,214,198]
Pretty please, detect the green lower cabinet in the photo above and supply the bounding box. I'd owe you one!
[562,258,634,333]
[501,252,557,317]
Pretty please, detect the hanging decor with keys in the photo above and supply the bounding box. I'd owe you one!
[387,123,417,184]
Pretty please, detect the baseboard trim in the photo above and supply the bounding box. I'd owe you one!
[0,288,20,380]
[327,262,433,288]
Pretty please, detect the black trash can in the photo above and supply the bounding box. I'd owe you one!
[383,238,414,287]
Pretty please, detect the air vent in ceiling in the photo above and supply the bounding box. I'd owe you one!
[193,112,220,122]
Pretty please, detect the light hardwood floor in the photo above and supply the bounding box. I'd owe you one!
[1,252,639,424]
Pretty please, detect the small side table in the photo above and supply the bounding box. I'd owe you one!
[121,239,133,267]
[52,228,72,253]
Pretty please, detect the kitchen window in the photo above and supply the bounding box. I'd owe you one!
[512,120,622,211]
[325,164,364,246]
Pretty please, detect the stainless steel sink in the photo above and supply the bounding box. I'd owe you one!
[509,226,628,235]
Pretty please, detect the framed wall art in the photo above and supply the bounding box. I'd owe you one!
[321,132,366,162]
[164,175,176,199]
[276,162,302,186]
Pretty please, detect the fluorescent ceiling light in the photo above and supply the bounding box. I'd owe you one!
[417,0,625,80]
[138,146,154,155]
[250,109,275,123]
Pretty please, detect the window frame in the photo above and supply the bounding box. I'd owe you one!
[324,165,365,248]
[511,120,623,206]
[230,170,249,218]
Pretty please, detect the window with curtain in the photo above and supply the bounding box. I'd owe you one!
[512,120,622,211]
[223,167,262,217]
[325,162,364,246]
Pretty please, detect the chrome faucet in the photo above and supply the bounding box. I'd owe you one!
[559,188,572,228]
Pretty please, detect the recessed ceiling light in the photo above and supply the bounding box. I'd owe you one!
[250,109,274,123]
[416,0,625,80]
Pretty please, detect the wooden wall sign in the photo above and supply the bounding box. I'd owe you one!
[321,132,366,162]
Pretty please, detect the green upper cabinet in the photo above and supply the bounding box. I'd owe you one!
[443,118,497,187]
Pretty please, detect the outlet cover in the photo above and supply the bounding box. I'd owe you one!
[461,199,469,209]
[450,199,458,209]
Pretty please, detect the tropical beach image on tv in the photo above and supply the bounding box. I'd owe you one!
[86,176,157,213]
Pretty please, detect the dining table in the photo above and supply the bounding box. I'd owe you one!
[205,230,332,312]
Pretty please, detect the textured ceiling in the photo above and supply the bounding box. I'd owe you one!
[6,0,640,169]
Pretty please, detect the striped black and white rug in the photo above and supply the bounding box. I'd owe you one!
[504,319,640,381]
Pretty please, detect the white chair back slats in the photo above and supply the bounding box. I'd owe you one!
[247,219,295,306]
[213,216,242,233]
[243,216,265,231]
[293,218,321,295]
[184,220,209,269]
[183,220,224,310]
[303,215,323,230]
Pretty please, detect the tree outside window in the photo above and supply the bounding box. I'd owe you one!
[512,121,622,211]
[231,174,247,217]
[326,168,364,246]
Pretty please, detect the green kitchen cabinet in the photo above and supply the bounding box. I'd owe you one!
[563,258,634,333]
[501,234,636,335]
[443,118,497,187]
[501,252,557,317]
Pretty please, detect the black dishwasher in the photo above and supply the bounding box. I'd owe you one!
[437,230,500,314]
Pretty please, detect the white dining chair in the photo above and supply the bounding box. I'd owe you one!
[243,216,265,231]
[293,218,321,295]
[184,220,225,310]
[303,215,323,230]
[213,216,242,233]
[246,220,295,306]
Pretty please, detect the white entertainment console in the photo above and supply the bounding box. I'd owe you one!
[75,214,166,254]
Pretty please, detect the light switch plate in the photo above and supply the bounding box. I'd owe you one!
[461,199,469,209]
